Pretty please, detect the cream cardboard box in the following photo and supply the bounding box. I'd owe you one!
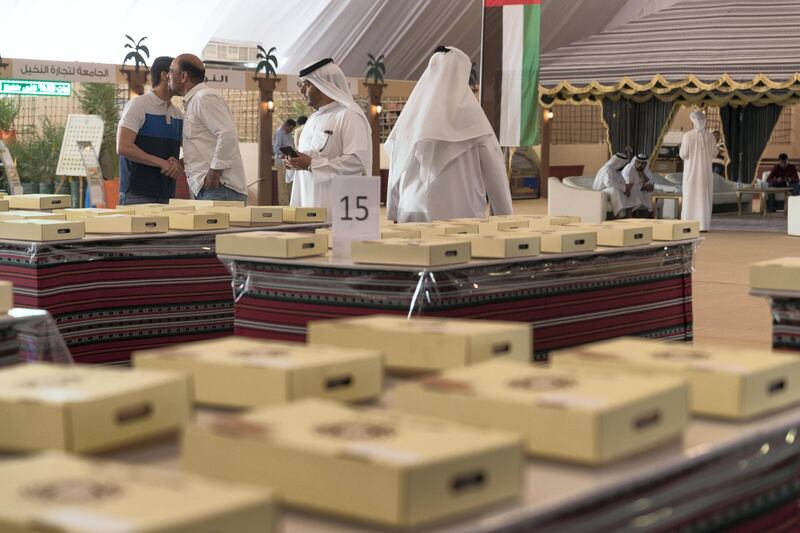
[351,238,471,267]
[0,219,85,241]
[451,233,540,258]
[60,207,136,220]
[83,214,169,234]
[217,231,327,258]
[393,359,688,464]
[551,338,800,419]
[611,219,700,241]
[492,214,580,229]
[317,227,413,248]
[381,224,423,238]
[170,198,245,208]
[198,205,284,226]
[182,398,522,528]
[505,228,597,253]
[168,211,230,230]
[751,257,800,292]
[439,217,529,235]
[0,453,277,533]
[308,315,532,371]
[281,206,327,223]
[129,204,195,215]
[8,194,71,210]
[0,210,65,221]
[0,363,191,452]
[0,280,13,313]
[398,222,479,239]
[563,222,653,247]
[134,337,382,407]
[0,198,9,211]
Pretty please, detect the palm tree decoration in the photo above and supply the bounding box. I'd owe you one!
[364,53,385,84]
[122,35,149,71]
[469,62,479,89]
[255,46,278,78]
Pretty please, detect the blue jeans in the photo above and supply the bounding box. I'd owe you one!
[118,192,170,205]
[195,185,247,204]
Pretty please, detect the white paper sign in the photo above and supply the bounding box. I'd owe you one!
[331,176,380,258]
[204,69,247,90]
[77,141,106,206]
[13,58,116,84]
[0,141,22,195]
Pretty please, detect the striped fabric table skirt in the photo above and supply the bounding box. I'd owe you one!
[0,227,321,364]
[226,241,696,359]
[751,292,800,351]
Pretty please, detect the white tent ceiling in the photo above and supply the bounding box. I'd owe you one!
[3,0,686,80]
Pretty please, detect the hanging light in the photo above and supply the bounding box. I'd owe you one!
[267,100,274,111]
[375,104,383,114]
[545,110,554,120]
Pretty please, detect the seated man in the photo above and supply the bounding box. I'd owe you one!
[766,153,800,212]
[711,130,727,177]
[622,154,656,216]
[593,153,639,219]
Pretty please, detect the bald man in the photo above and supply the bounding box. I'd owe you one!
[168,54,248,203]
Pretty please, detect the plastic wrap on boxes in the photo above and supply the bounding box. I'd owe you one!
[222,241,698,359]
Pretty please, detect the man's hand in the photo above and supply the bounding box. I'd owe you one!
[643,183,655,192]
[159,158,183,179]
[203,168,223,190]
[286,152,312,171]
[624,183,633,197]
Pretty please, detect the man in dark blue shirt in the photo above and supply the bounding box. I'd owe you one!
[116,56,184,204]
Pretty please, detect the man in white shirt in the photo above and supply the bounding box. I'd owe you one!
[167,54,248,203]
[384,46,512,222]
[284,58,372,211]
[622,154,655,216]
[593,153,639,219]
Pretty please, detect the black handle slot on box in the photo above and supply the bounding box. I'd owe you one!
[445,250,458,257]
[52,200,62,205]
[633,410,661,430]
[325,375,353,390]
[57,229,70,234]
[768,379,786,394]
[683,228,691,233]
[634,233,644,239]
[518,244,529,250]
[261,213,273,218]
[451,470,487,493]
[302,243,315,249]
[206,219,218,224]
[308,212,317,217]
[492,342,511,354]
[116,402,153,424]
[575,239,585,245]
[145,222,157,228]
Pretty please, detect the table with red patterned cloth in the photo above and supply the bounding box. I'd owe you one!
[0,224,323,364]
[222,239,699,359]
[750,288,800,352]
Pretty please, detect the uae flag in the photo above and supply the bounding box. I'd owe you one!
[481,0,541,147]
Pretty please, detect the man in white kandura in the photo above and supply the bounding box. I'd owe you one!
[680,111,717,232]
[385,46,512,222]
[622,154,656,216]
[593,153,639,219]
[284,58,372,212]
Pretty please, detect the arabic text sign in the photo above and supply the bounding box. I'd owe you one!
[13,59,116,84]
[204,69,246,90]
[0,80,71,97]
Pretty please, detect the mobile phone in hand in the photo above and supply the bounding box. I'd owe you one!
[279,146,299,158]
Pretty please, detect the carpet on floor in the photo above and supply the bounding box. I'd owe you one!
[709,212,788,233]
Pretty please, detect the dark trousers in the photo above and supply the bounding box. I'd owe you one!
[766,183,800,212]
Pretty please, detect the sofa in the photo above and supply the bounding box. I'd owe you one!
[549,172,750,223]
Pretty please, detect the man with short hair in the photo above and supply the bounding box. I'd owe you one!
[766,153,800,212]
[116,56,184,205]
[273,118,296,205]
[284,58,372,211]
[167,54,248,203]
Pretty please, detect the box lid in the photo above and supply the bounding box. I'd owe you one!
[318,315,528,335]
[0,363,186,404]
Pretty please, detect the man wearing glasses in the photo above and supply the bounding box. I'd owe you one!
[283,58,372,213]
